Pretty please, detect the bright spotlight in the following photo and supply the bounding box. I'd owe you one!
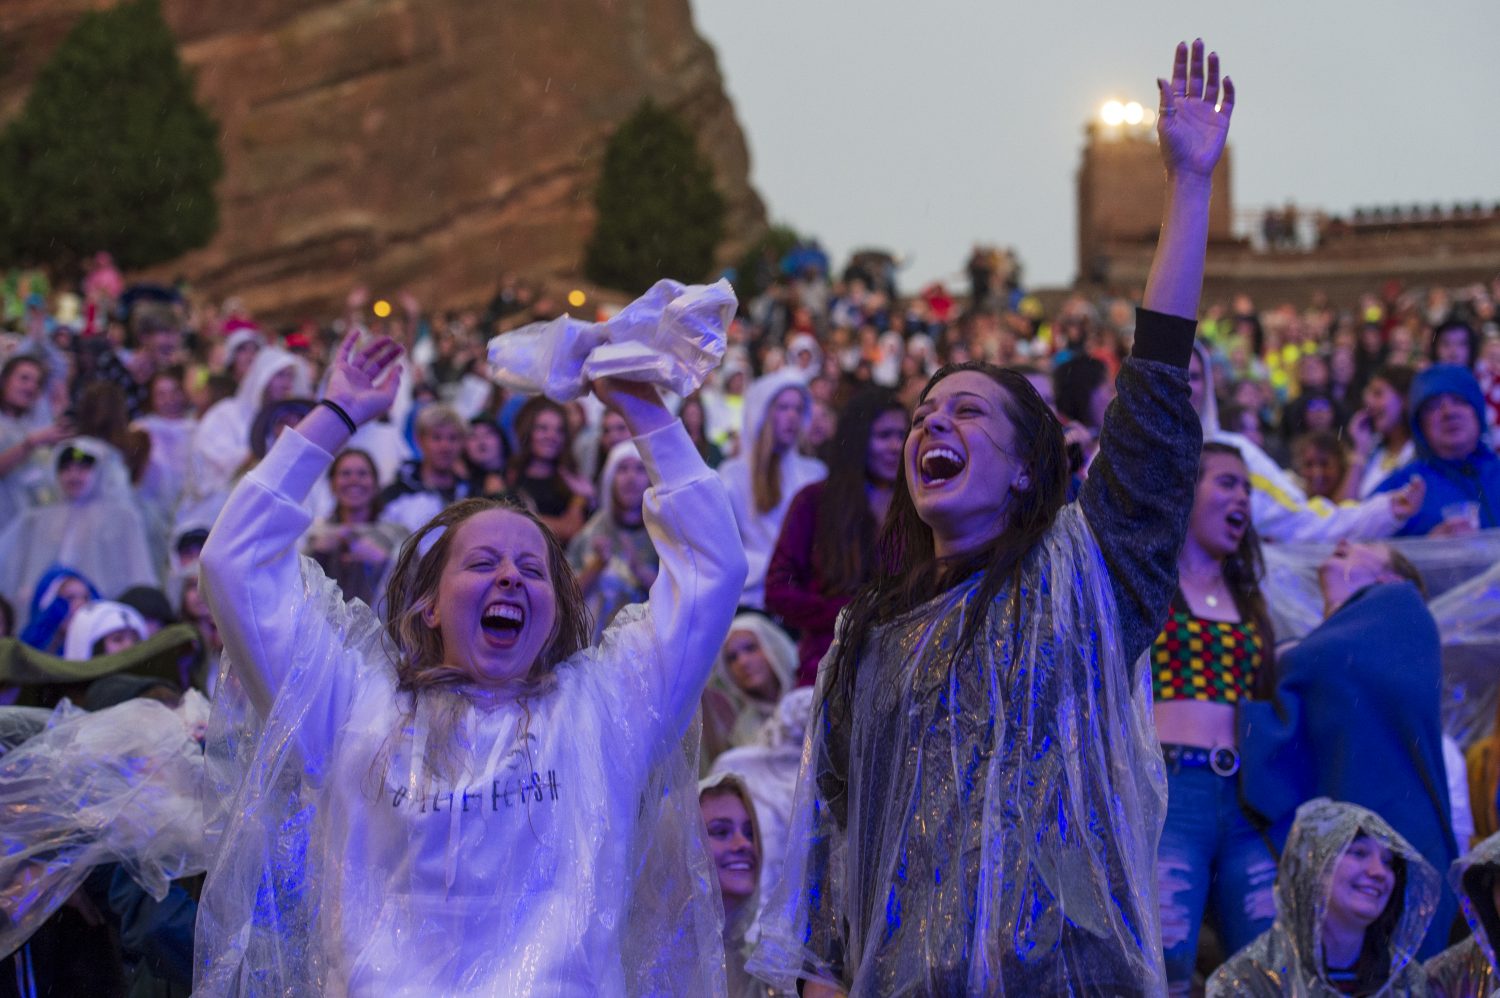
[567,289,586,308]
[1123,101,1144,125]
[1100,100,1126,126]
[372,299,392,319]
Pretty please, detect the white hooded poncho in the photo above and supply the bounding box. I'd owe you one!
[195,419,747,997]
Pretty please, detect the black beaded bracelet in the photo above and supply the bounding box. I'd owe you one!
[319,398,357,434]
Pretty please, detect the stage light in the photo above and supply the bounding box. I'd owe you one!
[567,289,587,308]
[1123,101,1144,125]
[1100,100,1126,126]
[372,299,392,318]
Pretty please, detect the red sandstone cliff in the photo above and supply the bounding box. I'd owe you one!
[0,0,766,319]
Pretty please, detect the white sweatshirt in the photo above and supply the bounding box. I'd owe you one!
[199,419,745,997]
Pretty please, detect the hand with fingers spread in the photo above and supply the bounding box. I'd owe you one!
[324,329,405,428]
[1157,38,1235,180]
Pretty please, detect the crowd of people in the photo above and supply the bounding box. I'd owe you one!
[2,38,1500,998]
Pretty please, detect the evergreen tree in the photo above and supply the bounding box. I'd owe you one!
[584,100,725,295]
[0,0,223,271]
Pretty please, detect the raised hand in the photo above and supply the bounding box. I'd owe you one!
[1157,39,1235,180]
[325,329,404,427]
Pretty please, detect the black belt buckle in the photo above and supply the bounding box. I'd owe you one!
[1209,746,1240,777]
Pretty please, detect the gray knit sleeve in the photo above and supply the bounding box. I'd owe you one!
[1079,308,1200,668]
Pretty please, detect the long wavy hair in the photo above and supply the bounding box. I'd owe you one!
[1194,441,1277,698]
[373,496,590,784]
[507,396,577,483]
[811,387,907,596]
[819,363,1068,821]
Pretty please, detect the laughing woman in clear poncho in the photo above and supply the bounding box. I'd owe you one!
[749,40,1234,996]
[195,331,747,996]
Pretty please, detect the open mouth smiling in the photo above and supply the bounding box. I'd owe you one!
[919,446,967,487]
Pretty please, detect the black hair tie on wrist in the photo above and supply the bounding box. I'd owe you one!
[319,398,357,434]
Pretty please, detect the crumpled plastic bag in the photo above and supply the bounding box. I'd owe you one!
[487,279,735,401]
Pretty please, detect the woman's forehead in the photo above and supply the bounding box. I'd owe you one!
[923,370,1006,406]
[453,509,548,554]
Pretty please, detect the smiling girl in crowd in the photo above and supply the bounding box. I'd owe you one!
[699,773,775,998]
[701,614,797,768]
[1153,442,1278,993]
[1209,798,1439,996]
[196,330,746,996]
[754,39,1235,995]
[507,395,593,544]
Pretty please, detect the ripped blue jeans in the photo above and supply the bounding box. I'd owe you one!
[1156,763,1278,995]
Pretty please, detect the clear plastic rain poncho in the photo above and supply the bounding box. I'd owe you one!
[1259,531,1500,746]
[194,421,743,997]
[0,436,159,610]
[749,504,1167,995]
[1425,829,1500,998]
[487,279,734,401]
[1208,797,1441,997]
[0,690,211,959]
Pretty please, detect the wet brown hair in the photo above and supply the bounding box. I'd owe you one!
[818,362,1069,825]
[373,496,590,783]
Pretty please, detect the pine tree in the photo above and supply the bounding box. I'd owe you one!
[0,0,223,271]
[584,100,725,295]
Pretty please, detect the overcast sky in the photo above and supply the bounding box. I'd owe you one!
[692,0,1500,290]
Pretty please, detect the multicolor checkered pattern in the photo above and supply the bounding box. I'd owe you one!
[1150,609,1263,703]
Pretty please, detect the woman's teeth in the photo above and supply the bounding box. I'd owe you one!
[921,447,966,483]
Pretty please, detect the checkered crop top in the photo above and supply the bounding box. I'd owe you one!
[1150,603,1263,704]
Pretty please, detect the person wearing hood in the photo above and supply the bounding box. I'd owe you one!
[785,333,823,383]
[699,773,777,998]
[61,600,147,662]
[1425,830,1500,998]
[186,345,311,522]
[702,614,797,770]
[194,332,746,995]
[1373,364,1500,536]
[1191,343,1425,542]
[0,439,159,613]
[718,369,827,609]
[567,441,658,642]
[1209,798,1440,997]
[1239,541,1459,959]
[710,686,815,935]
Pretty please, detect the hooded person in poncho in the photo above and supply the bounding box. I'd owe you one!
[1208,798,1441,997]
[0,439,159,612]
[1425,830,1500,998]
[184,346,312,527]
[566,441,659,642]
[701,614,797,770]
[699,773,778,998]
[718,369,826,609]
[750,40,1229,994]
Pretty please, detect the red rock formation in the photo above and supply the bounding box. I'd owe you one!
[0,0,765,319]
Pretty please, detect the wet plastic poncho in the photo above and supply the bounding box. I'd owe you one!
[195,419,747,997]
[1258,531,1500,748]
[1209,798,1440,997]
[488,279,734,401]
[699,773,777,998]
[717,370,826,609]
[1425,830,1500,998]
[701,613,797,768]
[709,686,814,931]
[186,347,312,524]
[0,437,159,609]
[565,441,658,641]
[0,690,211,959]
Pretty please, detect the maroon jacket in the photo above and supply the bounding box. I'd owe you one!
[765,480,853,686]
